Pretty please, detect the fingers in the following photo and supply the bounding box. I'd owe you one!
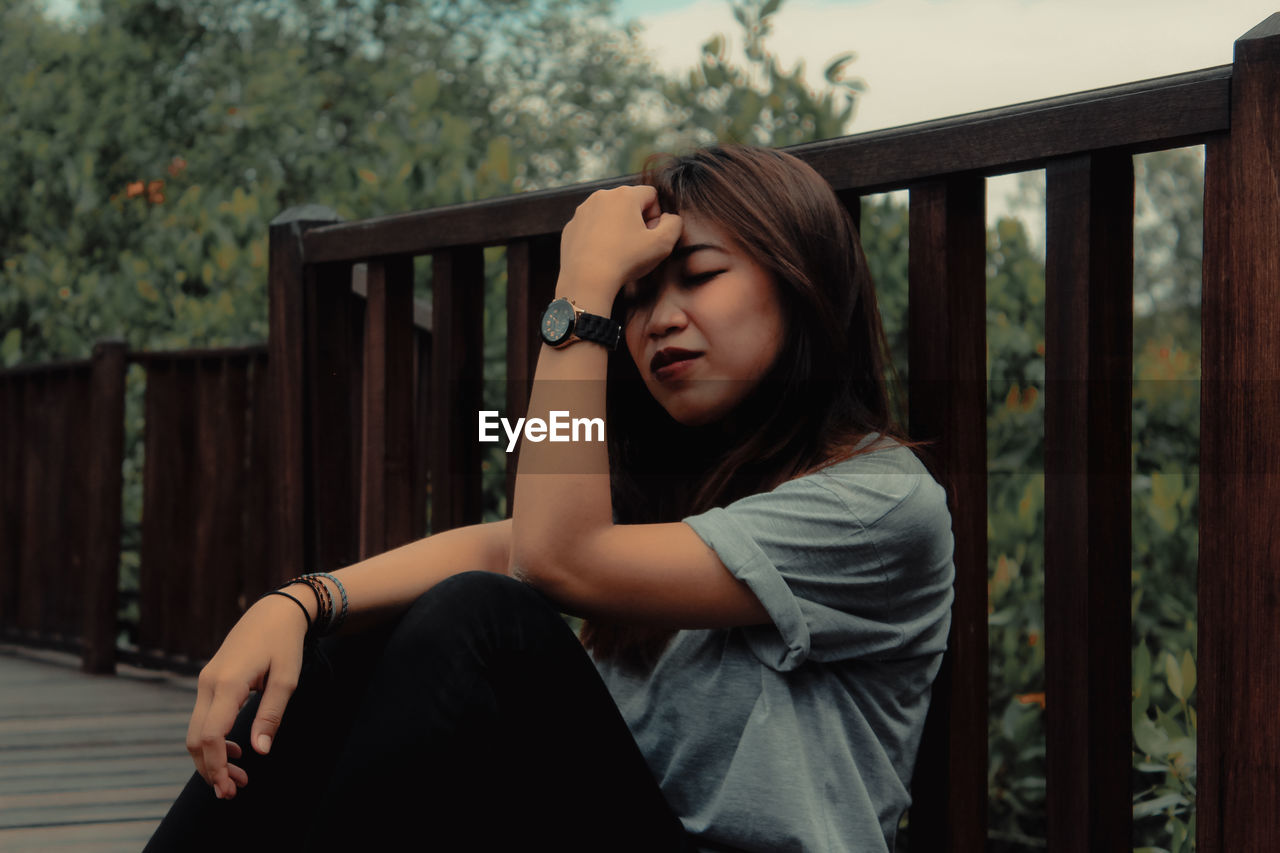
[198,681,250,800]
[226,760,249,791]
[186,685,214,784]
[635,184,663,220]
[647,212,683,246]
[562,185,681,293]
[251,668,299,756]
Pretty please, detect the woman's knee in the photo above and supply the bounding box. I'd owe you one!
[417,570,554,620]
[393,570,568,652]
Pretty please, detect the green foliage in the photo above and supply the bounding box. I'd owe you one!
[654,0,865,155]
[1,0,683,361]
[860,151,1202,852]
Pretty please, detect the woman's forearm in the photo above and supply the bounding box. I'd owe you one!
[511,292,614,557]
[290,519,511,633]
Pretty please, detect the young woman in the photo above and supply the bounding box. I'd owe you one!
[147,144,954,852]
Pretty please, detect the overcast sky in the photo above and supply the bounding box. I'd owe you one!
[611,0,1273,234]
[615,0,1275,134]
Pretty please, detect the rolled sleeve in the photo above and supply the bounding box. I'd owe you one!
[682,449,955,672]
[683,505,811,670]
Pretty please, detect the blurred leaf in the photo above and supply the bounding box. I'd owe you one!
[1,327,21,366]
[1179,649,1196,700]
[1134,792,1188,819]
[1165,651,1186,702]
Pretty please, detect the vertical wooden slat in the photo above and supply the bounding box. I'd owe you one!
[46,374,74,636]
[347,277,366,554]
[193,356,248,659]
[142,360,199,659]
[218,354,251,634]
[359,256,416,558]
[1198,133,1229,853]
[137,362,166,654]
[413,326,432,536]
[906,175,988,853]
[68,369,94,637]
[82,341,126,673]
[504,235,560,511]
[50,371,81,637]
[1043,151,1133,852]
[171,361,201,659]
[189,361,219,657]
[268,206,342,587]
[837,188,862,233]
[17,374,45,636]
[306,261,359,575]
[1198,14,1280,853]
[431,246,486,531]
[241,352,272,601]
[0,374,18,631]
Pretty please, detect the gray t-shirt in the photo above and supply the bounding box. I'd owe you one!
[595,437,955,852]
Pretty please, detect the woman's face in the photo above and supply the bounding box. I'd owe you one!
[623,212,785,427]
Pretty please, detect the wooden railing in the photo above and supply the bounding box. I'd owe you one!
[263,16,1280,851]
[0,13,1276,851]
[0,296,432,673]
[0,342,124,673]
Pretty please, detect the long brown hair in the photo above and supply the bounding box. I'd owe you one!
[582,144,921,668]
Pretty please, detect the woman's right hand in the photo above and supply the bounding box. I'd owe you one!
[185,592,310,800]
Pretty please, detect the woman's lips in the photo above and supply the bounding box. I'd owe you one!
[651,348,702,381]
[655,356,699,382]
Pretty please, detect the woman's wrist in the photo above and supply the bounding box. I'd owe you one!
[278,580,320,622]
[254,588,314,634]
[553,274,620,317]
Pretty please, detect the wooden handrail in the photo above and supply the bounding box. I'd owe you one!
[300,63,1230,264]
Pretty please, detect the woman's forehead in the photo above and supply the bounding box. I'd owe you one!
[674,212,733,257]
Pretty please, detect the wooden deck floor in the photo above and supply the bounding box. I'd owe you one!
[0,644,198,852]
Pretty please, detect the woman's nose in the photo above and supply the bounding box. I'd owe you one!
[644,281,688,338]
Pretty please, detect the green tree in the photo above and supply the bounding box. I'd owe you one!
[0,0,678,362]
[652,0,864,157]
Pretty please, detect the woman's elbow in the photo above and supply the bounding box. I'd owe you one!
[508,543,585,613]
[507,538,557,588]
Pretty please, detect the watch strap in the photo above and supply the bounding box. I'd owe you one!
[574,310,622,350]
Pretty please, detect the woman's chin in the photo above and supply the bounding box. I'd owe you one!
[659,398,733,429]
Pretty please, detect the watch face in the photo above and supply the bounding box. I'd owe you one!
[541,299,576,345]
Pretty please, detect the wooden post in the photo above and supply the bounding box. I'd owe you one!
[430,247,486,532]
[359,255,416,557]
[413,326,432,537]
[1198,14,1280,852]
[906,175,988,853]
[1043,152,1134,852]
[505,235,559,512]
[82,341,126,674]
[301,259,360,577]
[268,205,342,586]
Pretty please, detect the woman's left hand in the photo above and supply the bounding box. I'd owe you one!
[558,185,682,304]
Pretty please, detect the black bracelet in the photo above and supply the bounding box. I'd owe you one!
[310,577,334,632]
[304,572,348,634]
[292,577,331,633]
[258,589,312,635]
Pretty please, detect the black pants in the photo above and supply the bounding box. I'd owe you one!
[145,571,699,852]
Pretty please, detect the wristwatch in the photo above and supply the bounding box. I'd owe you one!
[539,297,621,350]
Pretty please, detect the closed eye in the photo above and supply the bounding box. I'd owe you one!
[683,270,724,286]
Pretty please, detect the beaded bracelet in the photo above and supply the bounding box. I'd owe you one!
[303,572,348,634]
[276,573,348,636]
[257,589,312,635]
[300,576,333,631]
[276,577,326,633]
